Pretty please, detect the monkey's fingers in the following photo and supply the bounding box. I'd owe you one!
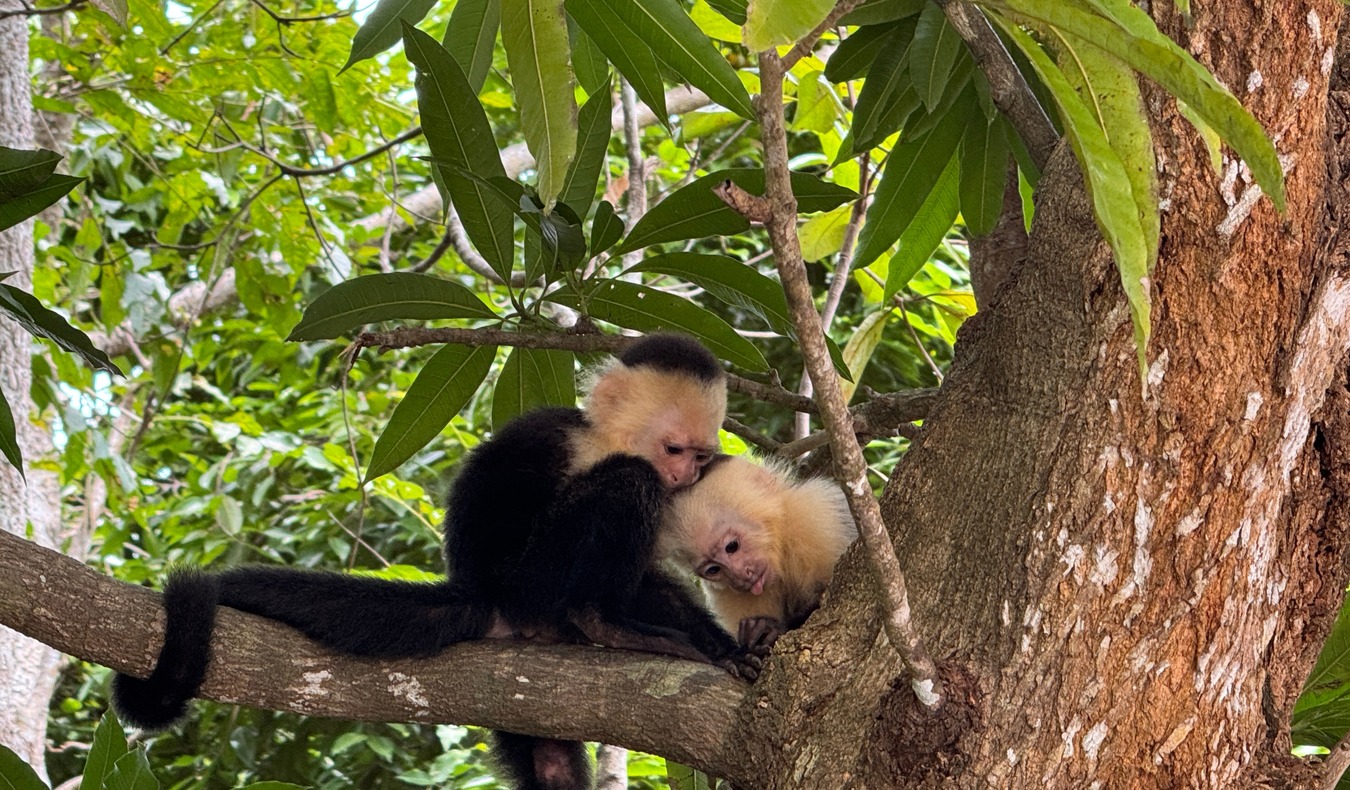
[737,616,786,650]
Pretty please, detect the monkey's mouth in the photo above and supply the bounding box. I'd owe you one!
[749,567,770,596]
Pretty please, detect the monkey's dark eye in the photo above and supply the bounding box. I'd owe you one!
[704,565,721,577]
[695,452,712,464]
[726,540,739,554]
[665,444,682,455]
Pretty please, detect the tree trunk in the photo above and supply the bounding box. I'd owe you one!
[741,1,1350,786]
[0,6,74,782]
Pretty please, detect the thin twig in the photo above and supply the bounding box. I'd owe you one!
[0,0,84,19]
[246,0,347,23]
[781,0,870,71]
[722,417,783,454]
[750,45,945,710]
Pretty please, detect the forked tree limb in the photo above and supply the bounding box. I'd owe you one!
[0,529,752,782]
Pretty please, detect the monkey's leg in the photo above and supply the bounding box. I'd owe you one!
[566,608,711,663]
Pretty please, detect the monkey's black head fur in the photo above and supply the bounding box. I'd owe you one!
[619,334,722,382]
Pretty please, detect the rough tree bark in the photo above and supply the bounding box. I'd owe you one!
[2,1,1349,788]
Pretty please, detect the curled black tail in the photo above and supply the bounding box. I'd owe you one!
[112,570,220,729]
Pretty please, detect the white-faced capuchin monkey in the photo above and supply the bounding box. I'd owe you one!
[660,455,858,647]
[112,334,765,790]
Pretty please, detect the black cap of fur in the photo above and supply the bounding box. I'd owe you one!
[619,334,722,382]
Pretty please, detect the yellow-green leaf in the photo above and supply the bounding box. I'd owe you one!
[744,0,832,51]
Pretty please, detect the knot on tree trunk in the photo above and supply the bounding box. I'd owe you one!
[859,661,983,786]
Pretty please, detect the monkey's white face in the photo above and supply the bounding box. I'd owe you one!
[695,517,773,595]
[639,410,718,489]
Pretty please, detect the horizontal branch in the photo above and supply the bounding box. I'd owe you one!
[0,530,751,781]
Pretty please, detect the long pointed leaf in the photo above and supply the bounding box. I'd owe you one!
[567,0,754,120]
[909,2,964,110]
[997,18,1151,376]
[885,152,959,301]
[0,285,122,374]
[366,344,495,480]
[404,25,517,280]
[617,169,857,254]
[823,23,893,83]
[744,0,832,51]
[287,273,496,341]
[854,99,972,269]
[80,714,129,790]
[548,281,767,370]
[0,389,21,479]
[988,0,1283,211]
[444,0,501,94]
[342,0,438,71]
[0,174,83,233]
[626,252,792,333]
[959,116,1010,237]
[849,18,920,151]
[0,147,60,197]
[501,0,578,207]
[492,347,576,429]
[560,77,614,217]
[565,2,668,120]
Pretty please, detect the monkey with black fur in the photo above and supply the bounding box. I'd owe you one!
[660,454,858,649]
[113,334,762,790]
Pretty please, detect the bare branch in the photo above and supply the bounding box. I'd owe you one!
[1323,730,1350,790]
[712,180,772,224]
[0,530,752,783]
[0,0,84,19]
[751,47,945,710]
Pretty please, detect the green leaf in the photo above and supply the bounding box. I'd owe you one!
[443,0,501,93]
[365,344,495,480]
[840,0,924,26]
[0,742,45,790]
[0,174,83,234]
[791,70,838,135]
[909,2,964,110]
[560,77,613,218]
[885,151,959,301]
[667,762,714,790]
[617,168,857,254]
[799,205,851,262]
[997,18,1151,376]
[404,24,517,280]
[492,347,576,429]
[568,19,610,95]
[0,387,21,479]
[287,273,496,341]
[501,0,578,208]
[626,252,792,333]
[839,308,890,403]
[566,1,669,121]
[959,117,1010,237]
[744,0,832,51]
[704,0,746,25]
[0,147,61,198]
[853,99,971,269]
[823,23,893,83]
[104,749,158,790]
[992,0,1283,211]
[89,0,128,26]
[589,200,624,254]
[1056,29,1159,270]
[849,18,920,152]
[0,285,122,375]
[236,784,310,790]
[549,281,767,370]
[459,173,588,276]
[567,0,755,121]
[341,0,438,71]
[80,714,128,790]
[690,0,741,41]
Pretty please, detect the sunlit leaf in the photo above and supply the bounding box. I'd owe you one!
[287,273,496,341]
[501,0,578,207]
[366,344,495,480]
[703,0,746,25]
[744,0,832,51]
[840,308,890,403]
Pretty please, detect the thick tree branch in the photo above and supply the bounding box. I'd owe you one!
[748,48,945,709]
[0,530,754,782]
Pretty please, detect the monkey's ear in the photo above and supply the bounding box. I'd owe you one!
[588,365,634,417]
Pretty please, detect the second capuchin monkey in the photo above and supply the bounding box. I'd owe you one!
[112,334,763,790]
[660,455,858,645]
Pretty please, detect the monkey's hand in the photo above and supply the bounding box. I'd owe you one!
[738,615,786,651]
[717,646,767,682]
